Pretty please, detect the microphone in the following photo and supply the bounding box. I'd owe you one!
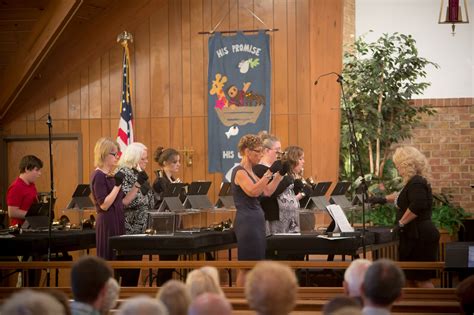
[46,114,52,126]
[314,72,343,85]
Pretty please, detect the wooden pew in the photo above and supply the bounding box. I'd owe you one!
[0,286,460,314]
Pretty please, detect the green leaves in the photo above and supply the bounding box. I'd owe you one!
[432,193,470,236]
[340,32,438,179]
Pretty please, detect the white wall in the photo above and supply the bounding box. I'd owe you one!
[356,0,473,98]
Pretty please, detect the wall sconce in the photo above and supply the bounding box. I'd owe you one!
[179,147,194,167]
[438,0,470,36]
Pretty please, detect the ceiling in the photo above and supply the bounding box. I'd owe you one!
[0,0,116,120]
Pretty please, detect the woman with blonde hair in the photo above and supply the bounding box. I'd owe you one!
[90,137,141,260]
[372,145,439,288]
[116,142,154,285]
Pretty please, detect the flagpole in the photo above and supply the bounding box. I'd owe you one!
[116,31,135,153]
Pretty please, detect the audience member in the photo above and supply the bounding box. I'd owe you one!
[1,289,65,315]
[343,259,372,303]
[188,293,232,315]
[157,280,191,315]
[117,296,168,315]
[323,296,362,315]
[245,261,298,315]
[456,275,474,314]
[70,256,120,315]
[48,290,72,315]
[361,259,405,314]
[185,268,222,299]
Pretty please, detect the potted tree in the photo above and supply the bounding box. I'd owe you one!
[340,32,438,181]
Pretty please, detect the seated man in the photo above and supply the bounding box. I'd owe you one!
[7,155,43,227]
[361,259,405,315]
[343,259,372,303]
[70,256,120,315]
[245,261,298,315]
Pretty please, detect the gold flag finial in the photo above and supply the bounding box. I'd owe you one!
[117,31,133,46]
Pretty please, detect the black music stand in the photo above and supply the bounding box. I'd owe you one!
[329,182,352,209]
[215,182,235,208]
[22,199,56,229]
[184,181,213,209]
[157,183,185,211]
[305,181,332,210]
[66,184,95,209]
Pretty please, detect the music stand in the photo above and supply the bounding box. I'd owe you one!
[157,183,185,211]
[215,182,235,208]
[66,184,95,209]
[352,185,367,206]
[329,182,352,209]
[184,181,213,209]
[305,181,332,210]
[22,199,56,229]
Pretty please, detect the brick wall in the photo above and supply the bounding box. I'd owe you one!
[408,98,474,213]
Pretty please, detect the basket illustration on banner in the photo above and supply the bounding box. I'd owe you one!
[210,73,266,127]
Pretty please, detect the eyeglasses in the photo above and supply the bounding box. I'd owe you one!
[109,152,119,157]
[250,148,263,154]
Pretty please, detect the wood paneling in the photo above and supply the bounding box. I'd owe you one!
[0,0,343,204]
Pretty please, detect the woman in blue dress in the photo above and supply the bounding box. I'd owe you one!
[231,134,287,285]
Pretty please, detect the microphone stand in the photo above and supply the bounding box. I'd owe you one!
[315,72,368,258]
[46,114,54,286]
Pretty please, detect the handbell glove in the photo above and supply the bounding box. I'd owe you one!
[279,161,290,176]
[269,160,283,174]
[114,171,125,187]
[368,196,387,205]
[137,171,149,186]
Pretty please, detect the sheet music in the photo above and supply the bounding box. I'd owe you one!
[326,204,354,233]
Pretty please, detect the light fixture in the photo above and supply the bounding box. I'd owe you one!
[179,147,195,167]
[438,0,470,36]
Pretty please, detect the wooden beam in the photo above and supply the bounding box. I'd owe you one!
[0,260,446,270]
[0,0,83,119]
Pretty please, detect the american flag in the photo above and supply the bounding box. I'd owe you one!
[117,41,134,152]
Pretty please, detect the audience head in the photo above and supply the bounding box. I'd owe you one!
[48,290,72,315]
[1,289,65,315]
[362,259,405,308]
[94,137,119,169]
[188,292,232,315]
[323,296,361,315]
[392,145,430,183]
[154,147,180,171]
[343,259,372,298]
[71,255,116,311]
[157,280,191,315]
[185,268,222,300]
[282,146,304,176]
[245,261,298,315]
[258,131,281,163]
[119,142,148,170]
[117,296,168,315]
[456,275,474,314]
[199,266,224,295]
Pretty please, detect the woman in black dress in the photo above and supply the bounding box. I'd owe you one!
[232,134,285,286]
[390,145,439,288]
[152,147,183,285]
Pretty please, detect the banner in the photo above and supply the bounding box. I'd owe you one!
[207,31,271,181]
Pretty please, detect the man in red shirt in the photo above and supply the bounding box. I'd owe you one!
[7,155,43,227]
